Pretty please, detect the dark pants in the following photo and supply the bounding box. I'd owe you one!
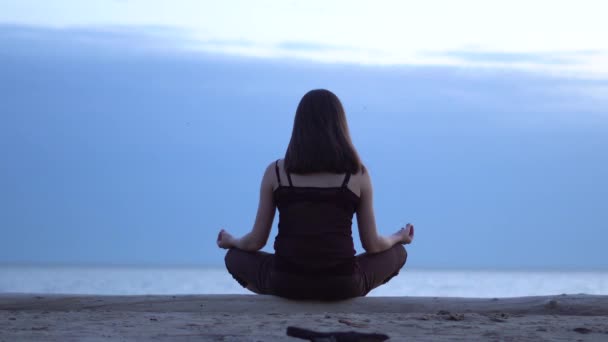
[224,245,407,301]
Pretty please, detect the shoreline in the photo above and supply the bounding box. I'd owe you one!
[2,294,607,341]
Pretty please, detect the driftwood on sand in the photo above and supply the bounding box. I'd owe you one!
[287,326,389,341]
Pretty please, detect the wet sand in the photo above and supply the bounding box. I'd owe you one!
[1,294,607,341]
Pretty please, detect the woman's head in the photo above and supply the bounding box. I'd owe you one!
[284,89,362,174]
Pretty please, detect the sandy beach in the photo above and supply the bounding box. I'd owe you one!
[1,294,607,341]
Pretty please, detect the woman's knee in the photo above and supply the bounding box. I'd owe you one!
[224,248,242,272]
[377,245,407,286]
[224,248,250,288]
[392,244,407,268]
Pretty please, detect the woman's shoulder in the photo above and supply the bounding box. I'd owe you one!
[267,158,284,169]
[352,163,369,178]
[264,159,284,190]
[264,159,285,172]
[351,164,372,193]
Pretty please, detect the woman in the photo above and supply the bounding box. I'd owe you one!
[217,89,414,300]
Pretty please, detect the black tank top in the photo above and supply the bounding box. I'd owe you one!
[273,160,360,276]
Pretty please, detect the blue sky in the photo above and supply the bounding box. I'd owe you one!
[0,2,607,269]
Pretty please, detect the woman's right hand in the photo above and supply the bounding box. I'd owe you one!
[217,229,235,249]
[396,223,414,244]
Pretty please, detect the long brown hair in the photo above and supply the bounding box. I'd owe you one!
[284,89,363,174]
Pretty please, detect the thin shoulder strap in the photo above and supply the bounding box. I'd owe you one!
[286,171,294,187]
[275,159,282,186]
[341,172,351,188]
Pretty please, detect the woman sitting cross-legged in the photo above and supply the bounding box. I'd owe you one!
[217,89,414,301]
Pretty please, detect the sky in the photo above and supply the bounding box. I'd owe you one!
[0,1,607,269]
[1,0,607,74]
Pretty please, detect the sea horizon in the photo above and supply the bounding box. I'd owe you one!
[2,264,607,298]
[2,262,608,272]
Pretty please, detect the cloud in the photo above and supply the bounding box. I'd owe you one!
[3,23,607,77]
[2,23,607,94]
[0,24,195,57]
[199,38,258,48]
[276,41,359,52]
[428,49,602,66]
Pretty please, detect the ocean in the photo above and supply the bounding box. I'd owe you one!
[1,266,606,298]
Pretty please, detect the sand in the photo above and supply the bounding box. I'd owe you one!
[1,294,607,341]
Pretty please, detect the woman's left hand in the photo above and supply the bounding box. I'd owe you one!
[217,229,235,249]
[396,223,414,244]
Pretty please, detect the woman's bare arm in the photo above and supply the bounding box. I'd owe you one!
[217,163,276,251]
[356,168,413,254]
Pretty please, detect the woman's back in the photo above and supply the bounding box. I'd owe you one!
[273,159,360,275]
